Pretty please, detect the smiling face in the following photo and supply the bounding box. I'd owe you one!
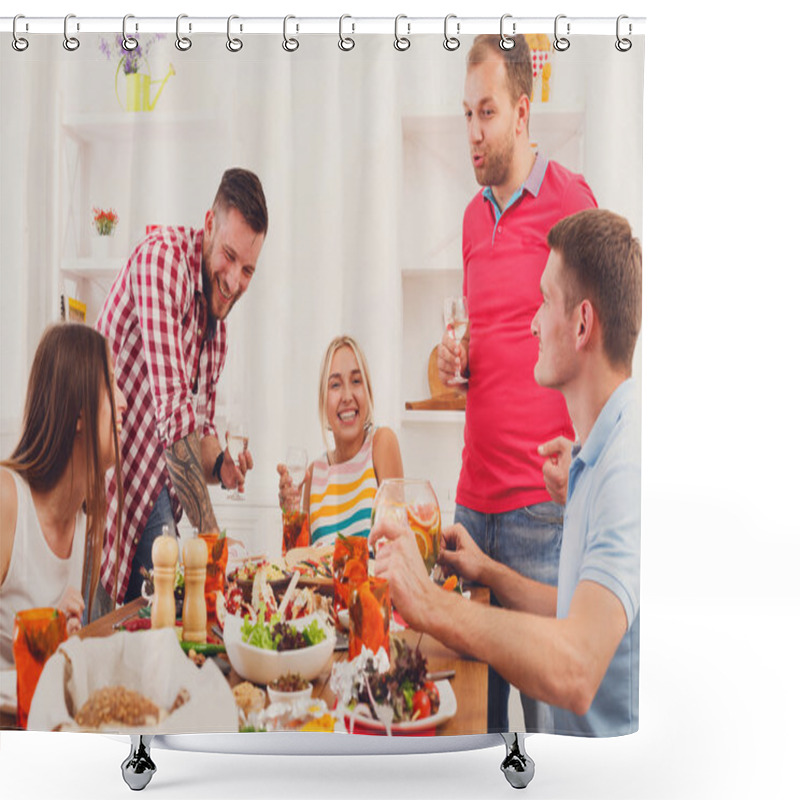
[463,57,522,189]
[531,250,581,391]
[201,205,264,321]
[325,345,370,458]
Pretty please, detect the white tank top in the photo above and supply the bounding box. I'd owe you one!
[0,470,86,669]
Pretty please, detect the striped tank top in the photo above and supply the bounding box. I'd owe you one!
[308,427,378,547]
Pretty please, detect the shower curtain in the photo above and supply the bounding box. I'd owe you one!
[0,19,644,738]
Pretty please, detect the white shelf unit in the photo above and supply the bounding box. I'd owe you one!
[55,111,229,325]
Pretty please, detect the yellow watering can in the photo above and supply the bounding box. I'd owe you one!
[116,61,176,112]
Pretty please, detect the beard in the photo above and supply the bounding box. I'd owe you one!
[472,130,515,187]
[201,247,238,327]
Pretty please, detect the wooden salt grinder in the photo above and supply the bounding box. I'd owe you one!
[182,537,207,643]
[151,535,179,629]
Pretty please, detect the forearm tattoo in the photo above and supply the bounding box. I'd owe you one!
[165,431,219,533]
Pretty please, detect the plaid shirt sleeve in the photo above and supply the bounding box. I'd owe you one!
[130,238,198,447]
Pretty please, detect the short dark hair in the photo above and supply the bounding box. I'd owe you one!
[467,34,533,106]
[547,209,642,370]
[213,168,268,236]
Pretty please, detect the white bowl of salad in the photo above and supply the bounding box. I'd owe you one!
[224,610,334,686]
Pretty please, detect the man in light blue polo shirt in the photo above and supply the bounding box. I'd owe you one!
[371,208,641,736]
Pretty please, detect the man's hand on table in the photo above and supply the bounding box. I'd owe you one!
[438,524,491,585]
[369,519,439,631]
[58,585,84,636]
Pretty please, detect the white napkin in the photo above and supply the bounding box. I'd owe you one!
[27,628,237,733]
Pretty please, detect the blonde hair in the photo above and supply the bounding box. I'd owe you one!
[317,336,375,453]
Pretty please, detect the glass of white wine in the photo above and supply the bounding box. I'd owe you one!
[225,421,248,501]
[284,446,308,509]
[443,295,469,384]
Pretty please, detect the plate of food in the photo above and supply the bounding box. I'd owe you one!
[284,545,334,587]
[330,638,457,735]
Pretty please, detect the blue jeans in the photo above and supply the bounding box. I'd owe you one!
[123,486,178,604]
[454,501,563,732]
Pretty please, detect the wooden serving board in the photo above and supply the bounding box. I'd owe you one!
[405,346,466,411]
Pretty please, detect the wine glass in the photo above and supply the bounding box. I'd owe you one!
[284,446,308,510]
[443,296,469,384]
[225,421,248,501]
[371,478,441,576]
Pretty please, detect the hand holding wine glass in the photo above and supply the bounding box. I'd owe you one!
[443,296,469,384]
[225,420,249,500]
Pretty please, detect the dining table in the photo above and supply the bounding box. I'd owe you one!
[59,584,491,736]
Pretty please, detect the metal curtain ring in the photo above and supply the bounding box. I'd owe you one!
[443,14,460,51]
[283,15,299,52]
[122,15,138,51]
[226,15,242,52]
[175,14,192,51]
[12,15,29,52]
[553,14,570,52]
[339,15,355,51]
[615,15,632,52]
[499,14,515,50]
[394,15,410,51]
[63,14,80,51]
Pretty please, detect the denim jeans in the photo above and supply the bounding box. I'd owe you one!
[123,486,178,604]
[454,501,563,732]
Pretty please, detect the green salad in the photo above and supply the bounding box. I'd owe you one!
[241,611,327,652]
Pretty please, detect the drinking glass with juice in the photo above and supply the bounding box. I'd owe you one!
[282,510,310,555]
[13,608,68,729]
[199,531,228,617]
[333,535,369,622]
[348,577,391,661]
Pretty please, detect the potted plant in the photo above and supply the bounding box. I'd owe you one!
[91,207,118,258]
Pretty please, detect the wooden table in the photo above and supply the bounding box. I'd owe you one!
[17,588,490,736]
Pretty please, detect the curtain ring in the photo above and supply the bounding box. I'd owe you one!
[499,14,515,50]
[226,15,243,52]
[394,15,410,51]
[175,14,192,51]
[339,14,355,51]
[443,14,460,51]
[12,15,29,52]
[283,15,299,52]
[122,15,138,51]
[615,15,632,52]
[553,14,571,52]
[63,14,80,51]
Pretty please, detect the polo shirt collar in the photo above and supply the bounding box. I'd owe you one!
[482,153,550,214]
[572,379,636,469]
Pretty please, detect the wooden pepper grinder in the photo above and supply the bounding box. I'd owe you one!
[182,536,208,643]
[151,534,178,630]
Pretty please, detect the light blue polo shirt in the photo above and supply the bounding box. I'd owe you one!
[552,379,641,737]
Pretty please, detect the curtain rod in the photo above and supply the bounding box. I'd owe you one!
[1,15,646,37]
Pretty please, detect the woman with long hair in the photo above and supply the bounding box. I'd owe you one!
[277,335,403,547]
[0,324,125,668]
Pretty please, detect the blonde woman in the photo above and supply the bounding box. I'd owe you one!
[0,324,125,668]
[277,335,403,547]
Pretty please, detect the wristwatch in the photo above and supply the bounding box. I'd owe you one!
[212,450,227,489]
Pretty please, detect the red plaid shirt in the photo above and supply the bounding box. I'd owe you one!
[96,227,227,603]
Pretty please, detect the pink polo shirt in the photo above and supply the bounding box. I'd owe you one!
[457,156,597,513]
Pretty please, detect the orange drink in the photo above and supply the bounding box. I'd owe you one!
[199,532,228,616]
[282,510,310,555]
[13,608,67,729]
[333,535,369,621]
[348,577,391,661]
[407,503,441,574]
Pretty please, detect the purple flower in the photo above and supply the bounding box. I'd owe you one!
[98,33,165,75]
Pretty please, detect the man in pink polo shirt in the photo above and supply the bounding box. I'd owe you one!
[438,34,597,732]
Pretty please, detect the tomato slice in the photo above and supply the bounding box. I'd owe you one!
[412,689,432,719]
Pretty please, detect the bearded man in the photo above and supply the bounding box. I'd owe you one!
[95,168,267,610]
